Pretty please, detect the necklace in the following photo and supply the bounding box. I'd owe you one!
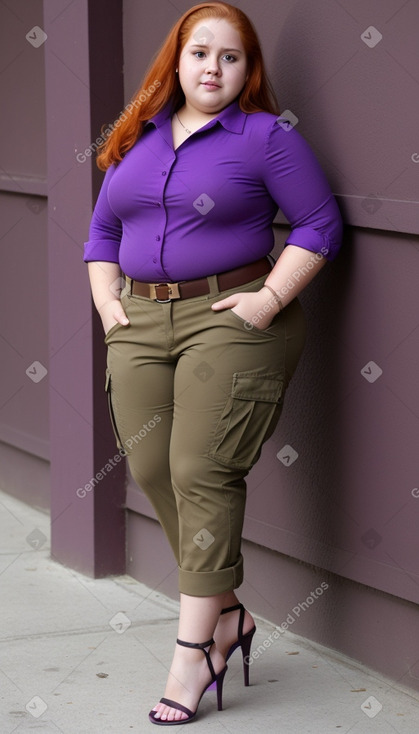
[175,112,192,135]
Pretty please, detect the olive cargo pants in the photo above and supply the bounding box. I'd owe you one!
[104,273,306,596]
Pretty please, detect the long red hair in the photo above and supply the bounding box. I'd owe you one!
[96,2,279,170]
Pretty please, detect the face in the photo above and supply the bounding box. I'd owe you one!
[178,18,248,115]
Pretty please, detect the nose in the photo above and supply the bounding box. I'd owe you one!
[205,55,221,75]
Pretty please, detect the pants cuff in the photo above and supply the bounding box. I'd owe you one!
[178,554,244,596]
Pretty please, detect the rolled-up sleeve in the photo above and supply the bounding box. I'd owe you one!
[263,119,343,261]
[83,165,122,263]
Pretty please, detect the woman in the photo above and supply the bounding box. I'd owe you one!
[84,2,342,725]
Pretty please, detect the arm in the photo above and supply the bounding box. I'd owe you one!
[84,165,129,333]
[88,261,129,334]
[212,119,342,327]
[211,245,326,328]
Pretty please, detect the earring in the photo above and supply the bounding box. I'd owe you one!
[175,68,179,73]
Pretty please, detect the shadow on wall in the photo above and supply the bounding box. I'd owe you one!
[296,225,355,632]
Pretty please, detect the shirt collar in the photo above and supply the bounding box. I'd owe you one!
[147,99,247,135]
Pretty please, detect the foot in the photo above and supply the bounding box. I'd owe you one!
[151,642,225,723]
[213,605,256,660]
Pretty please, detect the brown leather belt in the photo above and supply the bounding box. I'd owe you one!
[129,257,272,302]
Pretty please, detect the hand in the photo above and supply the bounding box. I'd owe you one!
[98,299,130,335]
[211,288,280,331]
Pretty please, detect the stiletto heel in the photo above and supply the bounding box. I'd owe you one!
[238,626,254,686]
[149,637,227,725]
[221,603,256,686]
[216,664,227,710]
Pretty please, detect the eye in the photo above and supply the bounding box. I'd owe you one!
[193,51,206,59]
[222,54,237,63]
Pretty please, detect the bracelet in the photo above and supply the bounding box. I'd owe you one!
[263,283,283,312]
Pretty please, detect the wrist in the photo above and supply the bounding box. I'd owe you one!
[261,284,283,314]
[97,297,120,314]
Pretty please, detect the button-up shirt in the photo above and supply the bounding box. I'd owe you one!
[84,101,342,281]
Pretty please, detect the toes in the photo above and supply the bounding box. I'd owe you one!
[151,703,187,722]
[168,708,185,722]
[167,706,187,722]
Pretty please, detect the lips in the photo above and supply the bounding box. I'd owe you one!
[201,81,221,89]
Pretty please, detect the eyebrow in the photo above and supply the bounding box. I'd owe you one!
[189,44,243,53]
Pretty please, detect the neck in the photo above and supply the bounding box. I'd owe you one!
[178,104,219,125]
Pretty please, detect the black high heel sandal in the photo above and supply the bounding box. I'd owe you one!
[221,603,256,686]
[148,637,228,726]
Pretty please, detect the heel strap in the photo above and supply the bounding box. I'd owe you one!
[176,637,216,681]
[176,637,214,650]
[220,603,244,615]
[220,603,245,638]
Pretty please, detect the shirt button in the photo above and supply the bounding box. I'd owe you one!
[153,257,157,263]
[161,171,167,176]
[156,235,161,241]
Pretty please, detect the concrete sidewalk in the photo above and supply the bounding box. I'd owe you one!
[1,489,418,734]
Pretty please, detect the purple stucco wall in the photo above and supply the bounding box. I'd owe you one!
[1,0,418,690]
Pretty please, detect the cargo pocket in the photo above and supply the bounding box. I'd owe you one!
[105,368,126,455]
[208,371,284,469]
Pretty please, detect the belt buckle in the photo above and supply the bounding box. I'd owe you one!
[150,282,181,302]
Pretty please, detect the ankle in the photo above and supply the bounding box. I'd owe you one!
[174,644,208,664]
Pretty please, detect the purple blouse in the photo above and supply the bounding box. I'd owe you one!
[84,101,342,281]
